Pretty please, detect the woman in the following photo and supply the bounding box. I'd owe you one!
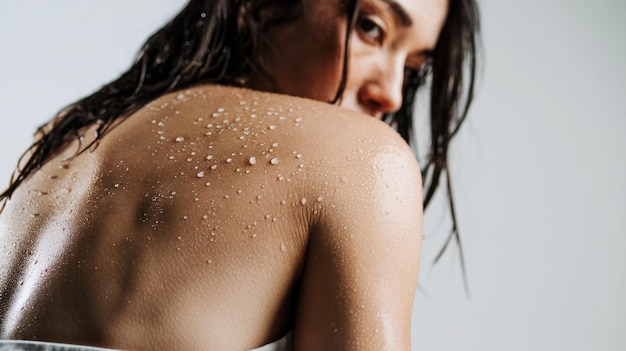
[0,0,479,349]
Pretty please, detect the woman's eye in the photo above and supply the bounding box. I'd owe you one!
[404,61,432,87]
[357,17,384,45]
[403,67,420,85]
[404,67,417,78]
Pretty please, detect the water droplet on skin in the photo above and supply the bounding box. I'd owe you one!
[341,176,348,183]
[114,183,120,188]
[270,157,280,165]
[207,259,212,264]
[226,158,232,163]
[197,171,205,178]
[301,197,307,205]
[203,215,209,220]
[168,156,175,160]
[205,182,211,187]
[280,243,287,252]
[171,191,177,196]
[317,196,324,202]
[272,142,279,148]
[183,216,188,220]
[206,155,213,161]
[210,165,218,170]
[281,200,286,205]
[251,233,257,238]
[217,108,225,113]
[296,154,303,159]
[175,137,185,142]
[269,125,277,130]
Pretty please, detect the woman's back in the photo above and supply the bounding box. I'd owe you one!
[0,84,423,350]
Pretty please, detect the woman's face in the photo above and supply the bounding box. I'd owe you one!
[251,0,449,120]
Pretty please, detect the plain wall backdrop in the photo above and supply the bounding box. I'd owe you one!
[1,1,625,350]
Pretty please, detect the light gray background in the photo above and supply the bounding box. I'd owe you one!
[1,1,624,350]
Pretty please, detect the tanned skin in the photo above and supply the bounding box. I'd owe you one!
[0,85,422,350]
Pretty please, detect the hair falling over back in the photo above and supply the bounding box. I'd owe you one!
[398,0,480,294]
[1,0,480,288]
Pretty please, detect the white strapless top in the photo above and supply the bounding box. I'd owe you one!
[249,330,292,351]
[0,331,293,351]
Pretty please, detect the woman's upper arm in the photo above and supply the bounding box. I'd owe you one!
[293,139,423,351]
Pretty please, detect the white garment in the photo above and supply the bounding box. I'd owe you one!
[0,340,117,351]
[0,331,292,351]
[249,330,292,351]
[0,331,293,351]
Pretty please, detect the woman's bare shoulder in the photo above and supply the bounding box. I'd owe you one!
[96,84,422,230]
[105,83,418,176]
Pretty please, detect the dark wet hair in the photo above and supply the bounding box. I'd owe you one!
[393,0,480,294]
[1,0,480,288]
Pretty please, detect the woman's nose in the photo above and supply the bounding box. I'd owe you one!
[357,59,404,116]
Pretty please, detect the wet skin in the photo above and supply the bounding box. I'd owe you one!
[0,0,450,348]
[0,85,422,350]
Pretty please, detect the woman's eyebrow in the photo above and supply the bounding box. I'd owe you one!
[380,0,413,27]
